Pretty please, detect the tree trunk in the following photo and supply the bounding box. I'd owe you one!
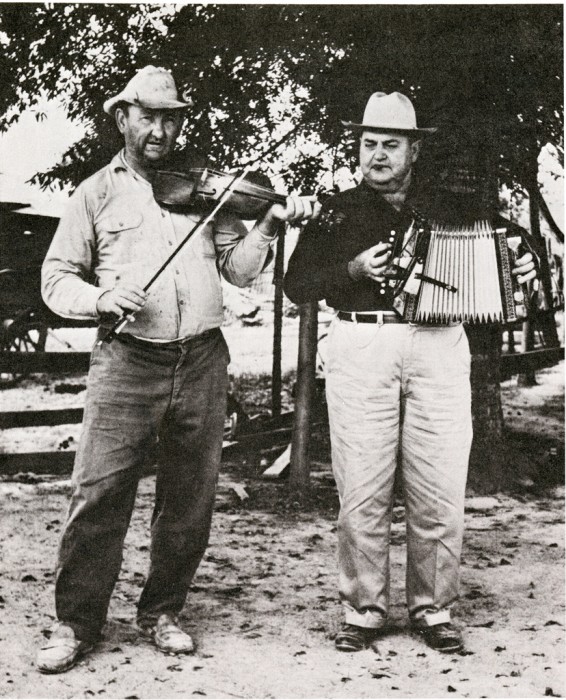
[466,325,507,493]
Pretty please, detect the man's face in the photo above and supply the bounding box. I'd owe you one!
[116,104,183,167]
[359,131,420,193]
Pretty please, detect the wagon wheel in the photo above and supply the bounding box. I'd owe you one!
[0,308,48,384]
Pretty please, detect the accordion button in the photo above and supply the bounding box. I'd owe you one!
[514,290,524,302]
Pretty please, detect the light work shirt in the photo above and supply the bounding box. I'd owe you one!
[42,151,276,340]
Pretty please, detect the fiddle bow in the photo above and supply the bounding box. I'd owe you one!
[98,124,302,345]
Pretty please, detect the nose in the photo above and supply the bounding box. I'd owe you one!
[372,145,387,162]
[151,118,165,139]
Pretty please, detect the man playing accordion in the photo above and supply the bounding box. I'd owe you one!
[284,91,536,654]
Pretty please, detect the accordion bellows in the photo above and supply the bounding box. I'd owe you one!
[404,221,521,324]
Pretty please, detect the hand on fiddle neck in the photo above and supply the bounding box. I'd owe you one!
[256,195,322,236]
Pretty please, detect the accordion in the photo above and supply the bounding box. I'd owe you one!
[387,220,529,324]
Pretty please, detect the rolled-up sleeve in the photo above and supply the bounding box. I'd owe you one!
[41,185,105,319]
[214,211,275,287]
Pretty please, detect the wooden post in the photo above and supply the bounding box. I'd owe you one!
[289,301,318,497]
[525,152,560,350]
[271,223,285,418]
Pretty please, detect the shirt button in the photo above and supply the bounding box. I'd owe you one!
[176,270,180,275]
[380,288,386,295]
[179,300,185,306]
[169,241,174,246]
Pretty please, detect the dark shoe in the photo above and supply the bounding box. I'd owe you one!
[413,622,464,653]
[36,623,94,674]
[335,624,381,652]
[138,613,194,654]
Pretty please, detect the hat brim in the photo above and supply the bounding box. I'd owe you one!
[104,94,192,115]
[341,120,437,135]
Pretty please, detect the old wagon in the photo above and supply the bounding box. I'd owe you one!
[0,201,94,371]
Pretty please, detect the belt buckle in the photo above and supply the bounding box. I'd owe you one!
[376,311,384,326]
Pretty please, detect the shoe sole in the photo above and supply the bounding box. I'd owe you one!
[413,630,464,654]
[335,642,366,652]
[138,627,194,654]
[37,644,93,674]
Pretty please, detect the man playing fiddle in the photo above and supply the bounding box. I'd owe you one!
[284,92,536,654]
[38,65,320,673]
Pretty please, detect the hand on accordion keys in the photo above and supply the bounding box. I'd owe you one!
[347,242,392,282]
[512,251,537,286]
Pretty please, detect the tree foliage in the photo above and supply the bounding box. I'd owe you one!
[0,4,562,195]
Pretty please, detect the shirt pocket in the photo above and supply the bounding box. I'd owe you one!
[99,211,143,235]
[96,211,145,262]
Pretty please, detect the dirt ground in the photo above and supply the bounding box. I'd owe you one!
[0,325,564,699]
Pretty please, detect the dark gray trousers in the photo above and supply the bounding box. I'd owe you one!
[55,328,229,643]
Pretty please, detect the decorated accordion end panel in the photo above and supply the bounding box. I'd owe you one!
[385,219,530,325]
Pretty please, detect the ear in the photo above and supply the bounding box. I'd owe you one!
[114,107,127,135]
[411,139,422,163]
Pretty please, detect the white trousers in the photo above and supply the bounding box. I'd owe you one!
[325,319,473,628]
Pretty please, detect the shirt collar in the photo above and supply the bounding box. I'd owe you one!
[358,179,417,218]
[111,149,152,188]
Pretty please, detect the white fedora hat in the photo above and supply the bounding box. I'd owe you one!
[103,65,193,115]
[342,91,437,135]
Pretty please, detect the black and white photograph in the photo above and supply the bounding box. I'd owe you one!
[0,3,563,698]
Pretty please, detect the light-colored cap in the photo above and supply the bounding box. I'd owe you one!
[103,65,193,115]
[342,91,437,135]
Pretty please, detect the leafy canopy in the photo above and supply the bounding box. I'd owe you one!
[0,4,562,193]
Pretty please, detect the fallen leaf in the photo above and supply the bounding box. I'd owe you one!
[544,620,562,627]
[494,646,506,652]
[447,686,457,693]
[21,574,37,583]
[441,669,452,674]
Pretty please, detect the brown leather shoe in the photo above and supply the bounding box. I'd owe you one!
[138,613,194,654]
[335,624,382,652]
[413,622,464,653]
[36,624,94,674]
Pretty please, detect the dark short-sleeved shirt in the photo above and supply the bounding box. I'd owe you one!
[284,181,528,313]
[284,181,414,311]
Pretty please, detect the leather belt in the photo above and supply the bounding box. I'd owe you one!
[115,328,218,350]
[337,311,407,324]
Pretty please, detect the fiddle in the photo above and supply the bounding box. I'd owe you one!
[153,167,287,219]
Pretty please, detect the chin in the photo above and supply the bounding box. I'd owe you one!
[144,151,169,164]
